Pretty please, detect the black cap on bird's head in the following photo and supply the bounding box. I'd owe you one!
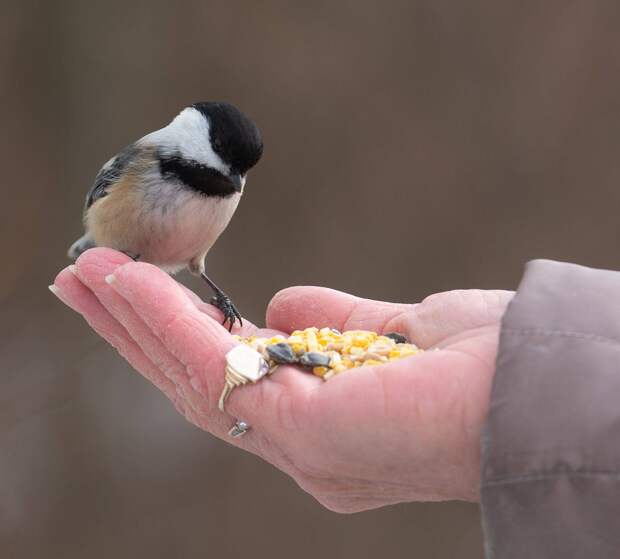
[156,101,263,198]
[191,101,263,176]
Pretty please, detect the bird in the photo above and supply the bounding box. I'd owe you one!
[68,101,263,330]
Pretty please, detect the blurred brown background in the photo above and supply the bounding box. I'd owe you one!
[2,1,620,557]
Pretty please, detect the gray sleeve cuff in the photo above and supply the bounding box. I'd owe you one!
[481,259,620,558]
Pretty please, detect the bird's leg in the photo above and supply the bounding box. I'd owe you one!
[200,271,242,332]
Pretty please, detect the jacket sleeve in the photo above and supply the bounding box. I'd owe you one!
[481,260,620,558]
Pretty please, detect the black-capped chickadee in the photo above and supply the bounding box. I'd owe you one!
[68,102,263,330]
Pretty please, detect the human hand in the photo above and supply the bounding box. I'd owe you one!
[51,248,512,512]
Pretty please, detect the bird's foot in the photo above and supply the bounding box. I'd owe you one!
[121,251,141,261]
[210,292,243,332]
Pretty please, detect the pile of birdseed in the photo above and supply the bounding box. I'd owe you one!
[232,327,422,380]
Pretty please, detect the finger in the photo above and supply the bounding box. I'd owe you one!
[53,269,249,447]
[266,286,414,335]
[75,249,292,427]
[76,247,260,335]
[107,262,323,433]
[105,262,274,426]
[407,289,514,348]
[73,250,257,441]
[74,249,196,389]
[51,267,178,401]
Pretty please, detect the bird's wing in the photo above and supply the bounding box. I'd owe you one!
[85,143,139,209]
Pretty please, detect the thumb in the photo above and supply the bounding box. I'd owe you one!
[266,286,413,335]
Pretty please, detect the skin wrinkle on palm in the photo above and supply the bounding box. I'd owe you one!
[51,248,513,512]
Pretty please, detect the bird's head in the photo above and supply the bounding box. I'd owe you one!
[148,101,263,197]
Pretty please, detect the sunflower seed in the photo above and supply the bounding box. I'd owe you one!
[299,352,331,368]
[266,342,298,364]
[384,332,408,344]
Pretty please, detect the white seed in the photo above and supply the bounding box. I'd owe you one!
[306,329,319,352]
[364,352,388,362]
[368,341,394,354]
[329,352,342,367]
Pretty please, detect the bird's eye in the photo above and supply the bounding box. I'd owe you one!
[212,138,222,150]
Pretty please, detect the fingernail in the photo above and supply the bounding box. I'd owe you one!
[48,283,77,312]
[48,284,61,297]
[104,274,116,285]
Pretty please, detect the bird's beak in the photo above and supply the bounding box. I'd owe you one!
[229,173,244,192]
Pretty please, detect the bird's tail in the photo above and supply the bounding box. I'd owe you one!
[67,234,96,260]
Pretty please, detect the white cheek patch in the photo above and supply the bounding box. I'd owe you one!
[140,107,230,175]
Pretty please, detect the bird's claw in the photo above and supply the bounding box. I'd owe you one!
[210,293,243,332]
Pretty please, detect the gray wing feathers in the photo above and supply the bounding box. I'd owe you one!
[85,143,139,209]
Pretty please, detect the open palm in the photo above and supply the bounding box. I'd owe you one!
[52,248,512,512]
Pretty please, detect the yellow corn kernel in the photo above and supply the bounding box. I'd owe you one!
[389,347,417,359]
[318,332,335,345]
[306,329,319,352]
[313,366,328,376]
[287,335,303,343]
[364,352,387,362]
[286,336,305,353]
[363,359,384,366]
